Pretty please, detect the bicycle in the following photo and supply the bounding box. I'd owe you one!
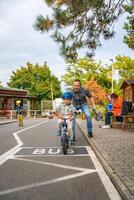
[17,111,23,127]
[61,118,70,155]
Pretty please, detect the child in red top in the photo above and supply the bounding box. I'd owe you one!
[111,94,123,116]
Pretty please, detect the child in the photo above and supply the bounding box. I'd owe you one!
[16,100,24,115]
[55,92,75,143]
[102,93,123,128]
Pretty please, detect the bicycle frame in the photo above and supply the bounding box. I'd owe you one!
[61,118,69,155]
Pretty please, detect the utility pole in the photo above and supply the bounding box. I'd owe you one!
[110,59,114,93]
[51,84,54,110]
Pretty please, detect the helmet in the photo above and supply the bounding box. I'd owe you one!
[16,100,21,105]
[62,92,72,100]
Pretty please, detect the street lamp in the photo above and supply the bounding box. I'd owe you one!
[51,84,54,110]
[110,59,114,93]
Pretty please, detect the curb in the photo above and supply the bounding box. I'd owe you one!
[0,120,17,125]
[77,122,134,200]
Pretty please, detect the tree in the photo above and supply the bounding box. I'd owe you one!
[86,79,106,105]
[62,58,112,91]
[34,0,124,60]
[114,55,134,80]
[123,0,134,50]
[8,62,62,102]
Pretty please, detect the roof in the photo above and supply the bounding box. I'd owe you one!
[0,87,36,99]
[0,87,27,92]
[0,94,36,99]
[120,80,134,89]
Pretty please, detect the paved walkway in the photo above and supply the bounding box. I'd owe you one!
[77,119,134,200]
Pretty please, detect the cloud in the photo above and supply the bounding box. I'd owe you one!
[0,0,133,87]
[0,0,65,85]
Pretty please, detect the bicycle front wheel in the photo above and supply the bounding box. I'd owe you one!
[62,134,67,155]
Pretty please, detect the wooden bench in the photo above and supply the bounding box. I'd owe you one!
[122,112,134,129]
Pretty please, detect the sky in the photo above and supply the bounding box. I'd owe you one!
[0,0,133,88]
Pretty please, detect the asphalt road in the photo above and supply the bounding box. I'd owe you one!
[0,118,122,200]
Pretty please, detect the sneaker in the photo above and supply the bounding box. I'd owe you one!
[101,125,111,129]
[88,132,93,138]
[70,139,75,145]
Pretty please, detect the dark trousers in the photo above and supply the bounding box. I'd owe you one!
[105,112,113,125]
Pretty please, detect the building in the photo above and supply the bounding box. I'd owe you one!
[120,80,134,103]
[0,87,35,118]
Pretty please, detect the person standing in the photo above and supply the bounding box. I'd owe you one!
[72,79,96,138]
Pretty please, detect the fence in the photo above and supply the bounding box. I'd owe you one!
[0,109,51,119]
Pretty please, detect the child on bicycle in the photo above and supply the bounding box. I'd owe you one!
[16,100,24,126]
[55,92,75,143]
[16,100,24,115]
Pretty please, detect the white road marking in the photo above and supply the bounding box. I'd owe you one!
[0,157,96,195]
[13,157,96,172]
[32,148,62,155]
[14,154,90,157]
[19,146,91,149]
[0,122,122,200]
[0,121,48,166]
[86,146,122,200]
[0,171,94,195]
[13,146,90,156]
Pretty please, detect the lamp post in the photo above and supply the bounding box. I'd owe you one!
[51,84,54,110]
[110,59,114,93]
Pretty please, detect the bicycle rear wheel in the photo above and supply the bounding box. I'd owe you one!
[62,134,67,154]
[18,115,23,126]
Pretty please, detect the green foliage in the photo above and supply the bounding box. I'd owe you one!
[123,0,134,50]
[62,56,134,96]
[34,0,124,60]
[114,55,134,80]
[8,62,62,101]
[62,58,112,91]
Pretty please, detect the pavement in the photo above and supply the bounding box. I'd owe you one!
[77,118,134,200]
[1,118,134,200]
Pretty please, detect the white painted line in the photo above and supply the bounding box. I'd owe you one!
[0,157,96,195]
[20,146,91,149]
[13,146,90,156]
[0,171,93,195]
[0,146,22,166]
[86,146,122,200]
[14,154,90,157]
[0,121,48,166]
[13,157,96,172]
[12,120,48,146]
